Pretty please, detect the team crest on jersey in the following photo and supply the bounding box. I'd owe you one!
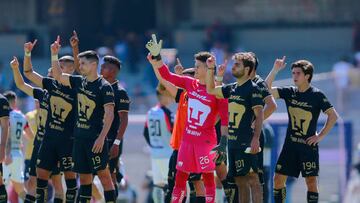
[177,161,183,167]
[37,159,41,165]
[277,164,282,170]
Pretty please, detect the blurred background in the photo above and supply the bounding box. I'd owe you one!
[0,0,360,202]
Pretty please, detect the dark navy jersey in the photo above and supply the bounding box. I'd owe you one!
[222,80,264,148]
[69,75,115,139]
[33,88,50,139]
[252,75,271,101]
[42,77,76,138]
[107,80,130,141]
[0,94,10,118]
[278,86,333,143]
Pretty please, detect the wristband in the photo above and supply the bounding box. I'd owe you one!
[113,139,121,146]
[25,52,31,57]
[151,54,162,61]
[215,76,223,82]
[51,55,58,61]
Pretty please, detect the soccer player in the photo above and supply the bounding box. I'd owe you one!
[10,56,64,203]
[143,85,174,203]
[23,38,77,203]
[100,55,130,198]
[266,57,339,203]
[146,34,228,203]
[206,52,264,203]
[0,92,10,202]
[51,39,116,202]
[248,52,277,202]
[2,91,34,200]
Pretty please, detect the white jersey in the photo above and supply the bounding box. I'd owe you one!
[146,105,173,159]
[9,109,27,151]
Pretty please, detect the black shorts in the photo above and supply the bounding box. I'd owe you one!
[228,148,258,177]
[37,137,74,172]
[72,137,109,174]
[29,139,60,177]
[276,142,319,178]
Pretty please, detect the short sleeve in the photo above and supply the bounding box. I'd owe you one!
[118,89,130,112]
[175,89,184,103]
[221,84,232,99]
[0,98,10,118]
[69,75,83,90]
[33,88,45,101]
[101,84,115,106]
[277,86,291,100]
[258,81,271,100]
[42,77,54,91]
[318,91,333,113]
[251,87,264,109]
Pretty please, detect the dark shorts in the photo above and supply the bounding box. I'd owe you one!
[29,138,60,177]
[72,137,109,174]
[37,137,74,172]
[276,142,319,178]
[228,147,258,177]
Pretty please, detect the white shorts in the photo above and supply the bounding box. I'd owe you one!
[3,151,24,184]
[151,158,169,185]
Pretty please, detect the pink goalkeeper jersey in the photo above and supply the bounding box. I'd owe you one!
[159,64,228,146]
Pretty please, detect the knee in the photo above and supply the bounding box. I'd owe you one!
[79,174,93,185]
[193,180,205,195]
[98,171,114,188]
[36,168,50,180]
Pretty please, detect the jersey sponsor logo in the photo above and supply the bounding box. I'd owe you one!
[252,93,263,99]
[290,99,312,108]
[51,89,73,101]
[185,127,201,136]
[229,95,244,101]
[188,91,210,102]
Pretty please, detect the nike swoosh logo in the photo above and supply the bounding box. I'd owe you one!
[201,165,208,170]
[94,165,101,170]
[305,171,312,175]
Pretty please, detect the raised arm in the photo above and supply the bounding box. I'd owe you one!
[263,95,277,120]
[206,56,224,98]
[10,57,34,97]
[51,36,71,86]
[23,40,44,88]
[70,30,80,74]
[265,56,286,99]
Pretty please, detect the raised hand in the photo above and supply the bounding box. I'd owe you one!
[70,30,79,48]
[206,55,216,69]
[51,35,61,55]
[24,39,37,53]
[174,58,184,75]
[145,34,163,57]
[273,56,287,72]
[217,59,228,77]
[10,56,19,69]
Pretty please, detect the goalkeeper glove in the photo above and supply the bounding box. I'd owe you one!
[145,34,163,60]
[211,135,228,165]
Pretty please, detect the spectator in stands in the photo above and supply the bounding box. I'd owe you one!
[204,18,232,51]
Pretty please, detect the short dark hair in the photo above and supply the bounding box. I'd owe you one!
[103,55,121,70]
[59,55,74,63]
[248,52,258,70]
[182,68,195,77]
[232,52,255,75]
[194,51,212,63]
[291,60,314,83]
[4,91,16,103]
[78,50,99,64]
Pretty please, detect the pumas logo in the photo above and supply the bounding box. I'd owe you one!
[206,197,214,202]
[276,164,282,170]
[177,161,183,167]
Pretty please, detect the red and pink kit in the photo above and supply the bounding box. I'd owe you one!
[158,64,228,173]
